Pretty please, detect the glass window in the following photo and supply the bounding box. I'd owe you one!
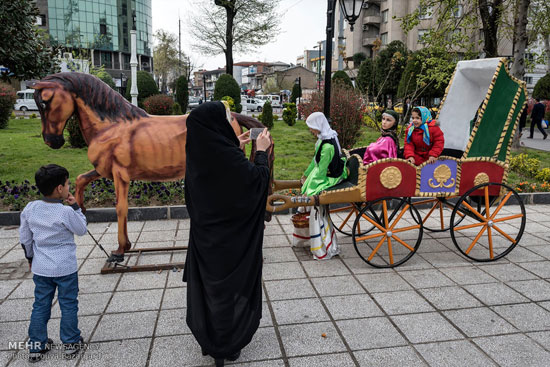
[381,32,388,45]
[524,76,533,84]
[418,6,433,19]
[26,93,34,99]
[452,5,463,17]
[382,9,388,23]
[418,29,428,43]
[17,93,24,99]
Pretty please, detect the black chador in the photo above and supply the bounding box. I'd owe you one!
[183,102,270,360]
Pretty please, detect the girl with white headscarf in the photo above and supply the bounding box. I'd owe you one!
[294,112,347,260]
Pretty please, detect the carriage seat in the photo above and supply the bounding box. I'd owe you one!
[324,154,360,192]
[441,148,464,159]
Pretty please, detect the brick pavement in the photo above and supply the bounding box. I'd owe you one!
[1,204,550,366]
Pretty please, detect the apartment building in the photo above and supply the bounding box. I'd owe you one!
[338,0,513,66]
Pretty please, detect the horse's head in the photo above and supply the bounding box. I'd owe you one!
[30,79,75,149]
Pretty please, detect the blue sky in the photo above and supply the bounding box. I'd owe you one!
[152,0,327,70]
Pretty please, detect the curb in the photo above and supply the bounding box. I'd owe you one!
[1,192,549,226]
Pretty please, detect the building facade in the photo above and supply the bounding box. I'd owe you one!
[337,0,513,66]
[35,0,153,91]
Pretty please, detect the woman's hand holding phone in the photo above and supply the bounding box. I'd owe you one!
[256,128,271,152]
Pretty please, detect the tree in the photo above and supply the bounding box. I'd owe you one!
[398,0,510,59]
[352,52,367,67]
[0,0,60,82]
[191,0,281,75]
[90,66,116,89]
[261,100,273,129]
[533,73,550,100]
[528,0,550,73]
[374,41,408,102]
[332,70,353,88]
[290,83,302,103]
[511,0,531,79]
[175,76,189,113]
[153,29,180,94]
[213,74,242,112]
[125,71,160,108]
[356,58,377,96]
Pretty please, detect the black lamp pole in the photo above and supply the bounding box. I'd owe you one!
[323,0,337,119]
[203,73,207,101]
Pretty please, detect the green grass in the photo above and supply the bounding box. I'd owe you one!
[0,119,93,182]
[0,117,547,188]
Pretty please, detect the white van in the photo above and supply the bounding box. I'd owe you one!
[14,89,38,111]
[256,94,281,108]
[241,97,265,112]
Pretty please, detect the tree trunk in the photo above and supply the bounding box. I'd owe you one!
[478,0,503,57]
[511,0,531,149]
[545,35,550,74]
[511,0,530,78]
[221,2,236,76]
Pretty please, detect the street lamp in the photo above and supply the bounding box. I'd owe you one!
[324,0,364,118]
[313,43,322,91]
[295,77,302,119]
[202,73,207,102]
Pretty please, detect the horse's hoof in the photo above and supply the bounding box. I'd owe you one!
[107,253,124,263]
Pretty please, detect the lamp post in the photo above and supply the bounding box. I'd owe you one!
[323,0,364,118]
[202,72,207,101]
[295,77,302,119]
[313,43,322,91]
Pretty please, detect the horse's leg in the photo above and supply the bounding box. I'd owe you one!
[107,165,131,263]
[75,170,101,213]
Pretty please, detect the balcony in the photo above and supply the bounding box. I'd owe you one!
[363,37,379,46]
[363,15,381,25]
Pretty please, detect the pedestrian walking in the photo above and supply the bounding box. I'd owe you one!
[528,98,548,139]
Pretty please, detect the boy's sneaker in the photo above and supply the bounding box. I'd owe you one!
[64,337,86,359]
[28,338,53,363]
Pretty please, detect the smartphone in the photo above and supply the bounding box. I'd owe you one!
[249,128,265,140]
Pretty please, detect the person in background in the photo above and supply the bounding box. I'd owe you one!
[529,98,548,139]
[20,164,87,363]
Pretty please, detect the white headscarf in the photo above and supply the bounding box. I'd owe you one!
[305,112,342,153]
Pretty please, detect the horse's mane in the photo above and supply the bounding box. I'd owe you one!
[41,72,148,122]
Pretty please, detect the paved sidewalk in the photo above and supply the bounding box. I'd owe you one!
[520,128,550,151]
[1,204,550,366]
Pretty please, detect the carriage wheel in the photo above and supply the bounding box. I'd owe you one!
[410,197,468,232]
[328,203,370,236]
[352,197,423,268]
[450,183,526,262]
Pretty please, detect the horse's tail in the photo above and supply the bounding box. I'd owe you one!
[231,112,274,223]
[232,113,266,129]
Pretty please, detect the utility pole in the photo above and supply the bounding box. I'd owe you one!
[178,14,182,75]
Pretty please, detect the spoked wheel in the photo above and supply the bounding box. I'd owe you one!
[410,196,468,232]
[329,202,370,236]
[352,197,423,268]
[450,183,526,262]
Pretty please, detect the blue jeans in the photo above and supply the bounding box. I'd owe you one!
[28,272,80,352]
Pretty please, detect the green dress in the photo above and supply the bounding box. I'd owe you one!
[301,141,348,196]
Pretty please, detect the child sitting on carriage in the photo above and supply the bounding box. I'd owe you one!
[404,106,445,165]
[362,109,400,165]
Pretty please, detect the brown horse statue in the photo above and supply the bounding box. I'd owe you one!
[31,72,273,262]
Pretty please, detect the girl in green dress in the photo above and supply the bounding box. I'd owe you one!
[294,112,347,260]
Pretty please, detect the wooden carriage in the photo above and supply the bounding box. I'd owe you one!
[267,58,527,268]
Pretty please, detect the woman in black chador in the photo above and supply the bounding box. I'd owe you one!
[183,101,271,366]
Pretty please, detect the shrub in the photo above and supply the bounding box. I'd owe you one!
[298,84,363,148]
[221,96,236,111]
[261,100,273,129]
[213,74,242,112]
[92,70,116,89]
[291,84,302,103]
[273,114,279,121]
[175,75,189,112]
[535,167,550,182]
[30,113,37,119]
[0,82,17,129]
[172,102,182,115]
[125,70,159,108]
[283,103,297,126]
[332,70,353,88]
[143,95,174,115]
[533,73,550,100]
[11,111,16,119]
[67,116,87,148]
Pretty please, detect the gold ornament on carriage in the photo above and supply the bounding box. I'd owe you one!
[380,167,402,189]
[428,164,456,189]
[474,172,490,186]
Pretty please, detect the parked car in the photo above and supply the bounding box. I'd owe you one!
[188,96,202,110]
[14,89,38,111]
[241,97,265,112]
[256,94,282,108]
